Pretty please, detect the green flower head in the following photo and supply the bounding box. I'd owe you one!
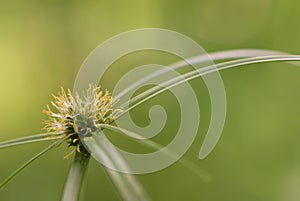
[43,84,120,156]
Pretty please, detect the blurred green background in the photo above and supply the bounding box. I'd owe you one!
[1,0,300,200]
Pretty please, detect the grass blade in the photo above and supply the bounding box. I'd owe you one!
[113,49,285,102]
[0,138,65,190]
[99,124,210,181]
[116,55,300,118]
[0,133,63,149]
[104,168,150,201]
[112,55,300,160]
[61,152,90,201]
[84,131,151,201]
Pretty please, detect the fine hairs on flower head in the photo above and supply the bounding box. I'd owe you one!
[43,84,122,158]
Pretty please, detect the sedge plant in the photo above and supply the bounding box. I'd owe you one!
[0,49,300,201]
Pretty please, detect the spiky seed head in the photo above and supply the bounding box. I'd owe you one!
[43,84,120,157]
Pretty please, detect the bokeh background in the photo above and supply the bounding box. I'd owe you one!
[1,0,300,200]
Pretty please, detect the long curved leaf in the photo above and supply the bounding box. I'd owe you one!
[113,49,285,102]
[0,133,63,149]
[84,130,151,201]
[0,138,65,190]
[98,124,210,181]
[112,55,300,159]
[116,55,300,118]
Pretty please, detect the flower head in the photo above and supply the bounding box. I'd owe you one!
[43,84,120,156]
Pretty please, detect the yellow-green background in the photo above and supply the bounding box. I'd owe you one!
[1,0,300,200]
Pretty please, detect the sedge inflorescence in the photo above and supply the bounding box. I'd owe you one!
[43,84,120,157]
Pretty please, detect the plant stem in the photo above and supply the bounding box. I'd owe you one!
[0,133,63,149]
[61,151,90,201]
[0,139,64,190]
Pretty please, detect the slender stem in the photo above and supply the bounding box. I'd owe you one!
[0,139,64,190]
[61,152,90,201]
[113,49,284,101]
[0,133,63,149]
[115,55,300,119]
[98,124,210,181]
[84,131,152,201]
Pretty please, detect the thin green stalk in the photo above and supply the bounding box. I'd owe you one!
[0,138,64,190]
[113,49,284,101]
[115,55,300,118]
[61,152,90,201]
[0,133,63,149]
[98,124,210,181]
[84,131,151,201]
